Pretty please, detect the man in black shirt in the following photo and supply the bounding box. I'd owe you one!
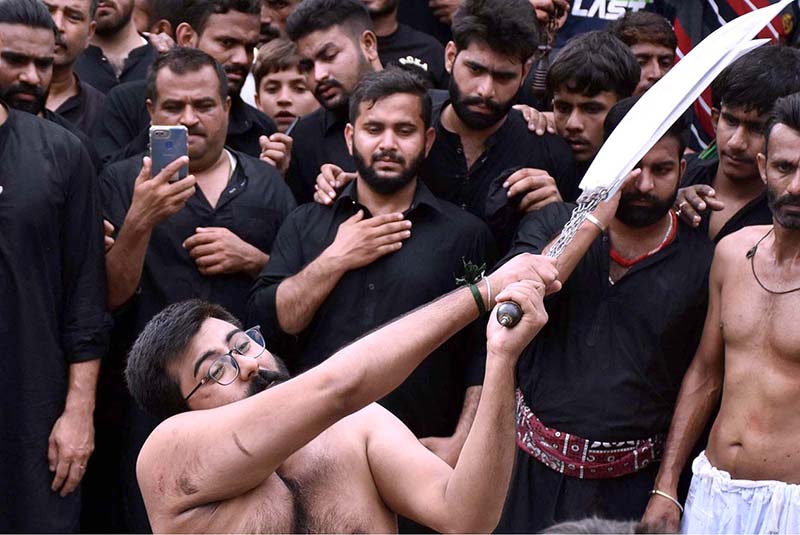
[283,0,382,204]
[495,98,714,532]
[102,48,295,532]
[363,0,447,89]
[0,4,109,533]
[249,70,494,478]
[74,0,156,92]
[674,46,800,243]
[43,0,107,135]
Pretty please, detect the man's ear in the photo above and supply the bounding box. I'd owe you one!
[520,58,532,88]
[444,41,457,74]
[424,126,436,157]
[711,107,720,136]
[345,123,354,155]
[87,20,96,41]
[175,22,198,47]
[224,95,231,114]
[152,19,173,37]
[679,157,687,182]
[359,30,380,66]
[757,152,768,184]
[146,98,155,120]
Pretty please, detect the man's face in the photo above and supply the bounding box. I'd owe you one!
[0,24,54,115]
[94,0,134,37]
[260,0,298,41]
[43,0,95,68]
[758,124,800,230]
[552,88,618,163]
[713,104,766,184]
[194,11,261,95]
[255,67,319,132]
[616,135,685,228]
[445,40,526,131]
[174,317,290,411]
[296,25,374,112]
[631,42,674,96]
[345,93,434,195]
[147,65,231,169]
[361,0,398,18]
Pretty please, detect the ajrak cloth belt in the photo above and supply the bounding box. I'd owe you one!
[515,389,665,479]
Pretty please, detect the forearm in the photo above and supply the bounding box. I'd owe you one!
[242,247,269,279]
[105,214,152,309]
[275,252,347,334]
[451,386,481,441]
[543,219,601,284]
[441,356,517,533]
[63,360,101,416]
[654,357,724,493]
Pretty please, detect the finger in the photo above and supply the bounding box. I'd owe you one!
[153,156,190,183]
[186,243,217,258]
[344,209,365,224]
[51,458,70,492]
[47,434,57,472]
[684,187,707,212]
[375,229,412,246]
[520,189,559,212]
[372,219,413,235]
[261,156,277,167]
[507,175,551,198]
[135,156,153,184]
[60,462,85,497]
[269,133,293,146]
[366,212,406,227]
[103,219,114,233]
[261,149,284,163]
[502,168,532,188]
[374,242,404,256]
[166,173,197,194]
[258,135,269,151]
[314,188,334,206]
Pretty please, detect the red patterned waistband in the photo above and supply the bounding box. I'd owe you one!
[515,389,664,479]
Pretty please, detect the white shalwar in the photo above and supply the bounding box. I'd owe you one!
[682,451,800,534]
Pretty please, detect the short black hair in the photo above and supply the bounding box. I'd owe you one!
[608,11,677,51]
[764,92,800,158]
[604,95,689,157]
[126,300,241,420]
[147,0,184,31]
[0,0,56,32]
[286,0,372,43]
[146,46,228,103]
[547,31,640,99]
[177,0,259,35]
[451,0,539,63]
[712,45,800,116]
[253,37,310,88]
[349,68,432,128]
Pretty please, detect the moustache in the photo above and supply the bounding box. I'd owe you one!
[720,150,755,166]
[260,23,280,41]
[372,150,405,165]
[247,368,290,397]
[620,192,659,205]
[314,79,343,99]
[771,193,800,210]
[459,95,502,114]
[224,65,249,78]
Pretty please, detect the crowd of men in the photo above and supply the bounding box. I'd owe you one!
[2,0,800,533]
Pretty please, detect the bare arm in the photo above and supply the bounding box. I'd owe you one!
[137,254,559,519]
[367,281,551,533]
[275,210,411,334]
[105,157,196,309]
[420,385,481,467]
[641,239,728,530]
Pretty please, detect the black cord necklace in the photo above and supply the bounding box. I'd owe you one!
[746,227,800,295]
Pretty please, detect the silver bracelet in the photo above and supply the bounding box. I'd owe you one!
[484,276,492,309]
[650,489,684,515]
[585,213,607,232]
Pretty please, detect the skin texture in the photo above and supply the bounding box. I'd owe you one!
[552,88,618,163]
[44,0,95,67]
[0,24,54,116]
[642,125,800,532]
[255,66,319,132]
[631,42,674,96]
[260,0,299,38]
[136,253,560,533]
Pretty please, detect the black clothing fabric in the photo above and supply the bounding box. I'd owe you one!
[496,452,660,533]
[55,75,107,136]
[681,156,772,243]
[378,23,448,89]
[43,108,101,171]
[248,180,496,438]
[93,80,277,165]
[396,0,452,45]
[74,42,157,94]
[495,202,713,532]
[0,108,109,532]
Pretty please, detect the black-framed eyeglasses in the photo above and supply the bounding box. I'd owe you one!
[184,326,266,401]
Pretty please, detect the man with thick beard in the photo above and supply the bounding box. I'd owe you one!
[73,0,156,92]
[495,96,714,532]
[640,92,800,534]
[249,69,496,484]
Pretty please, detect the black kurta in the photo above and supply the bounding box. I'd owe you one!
[496,201,714,532]
[0,107,109,532]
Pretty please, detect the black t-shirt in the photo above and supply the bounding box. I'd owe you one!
[74,42,157,94]
[54,76,107,136]
[396,0,452,45]
[681,156,772,243]
[505,201,714,441]
[101,149,296,328]
[93,80,277,166]
[248,180,496,437]
[378,23,448,89]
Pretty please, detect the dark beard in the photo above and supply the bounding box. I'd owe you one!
[247,360,291,397]
[448,75,513,130]
[767,187,800,229]
[1,83,48,115]
[366,0,399,18]
[94,3,134,36]
[353,145,423,195]
[615,189,677,228]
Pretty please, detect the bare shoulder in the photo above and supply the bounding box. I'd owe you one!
[716,225,771,260]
